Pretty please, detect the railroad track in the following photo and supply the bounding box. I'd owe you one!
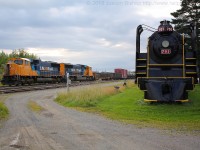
[0,80,117,94]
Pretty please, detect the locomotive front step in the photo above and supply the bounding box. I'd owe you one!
[138,78,194,102]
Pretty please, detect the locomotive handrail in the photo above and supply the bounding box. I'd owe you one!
[148,64,184,66]
[136,58,146,60]
[186,58,196,59]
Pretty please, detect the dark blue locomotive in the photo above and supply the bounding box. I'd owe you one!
[135,20,198,102]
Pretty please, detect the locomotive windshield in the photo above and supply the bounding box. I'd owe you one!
[14,59,23,65]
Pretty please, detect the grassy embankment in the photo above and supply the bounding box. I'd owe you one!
[0,95,9,120]
[55,81,200,131]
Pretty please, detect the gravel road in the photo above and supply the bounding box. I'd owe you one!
[0,83,199,150]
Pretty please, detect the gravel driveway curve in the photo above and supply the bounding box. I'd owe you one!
[0,84,199,150]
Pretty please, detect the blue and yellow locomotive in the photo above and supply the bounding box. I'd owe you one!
[1,58,94,85]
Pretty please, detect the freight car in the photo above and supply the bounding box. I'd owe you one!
[114,68,128,79]
[93,70,127,80]
[127,71,135,79]
[93,72,114,80]
[135,20,198,102]
[1,58,94,85]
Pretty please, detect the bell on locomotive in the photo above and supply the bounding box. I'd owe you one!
[135,20,198,102]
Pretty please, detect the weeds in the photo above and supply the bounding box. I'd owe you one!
[0,102,9,120]
[28,101,45,113]
[0,95,9,120]
[55,81,134,107]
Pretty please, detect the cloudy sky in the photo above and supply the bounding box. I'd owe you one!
[0,0,180,72]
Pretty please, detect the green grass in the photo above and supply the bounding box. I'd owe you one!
[55,83,200,131]
[27,101,45,113]
[96,86,200,130]
[0,95,9,120]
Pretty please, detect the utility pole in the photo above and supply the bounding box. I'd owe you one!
[66,72,70,92]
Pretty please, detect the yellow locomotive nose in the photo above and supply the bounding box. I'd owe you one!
[1,58,38,85]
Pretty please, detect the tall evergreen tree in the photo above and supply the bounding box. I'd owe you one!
[171,0,200,79]
[171,0,199,47]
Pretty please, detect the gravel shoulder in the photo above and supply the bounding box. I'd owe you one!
[0,83,199,150]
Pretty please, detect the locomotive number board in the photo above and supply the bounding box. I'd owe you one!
[161,49,171,54]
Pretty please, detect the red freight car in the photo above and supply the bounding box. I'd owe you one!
[114,68,128,79]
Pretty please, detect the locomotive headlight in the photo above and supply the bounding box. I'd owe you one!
[162,40,169,48]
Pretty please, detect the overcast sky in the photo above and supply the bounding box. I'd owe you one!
[0,0,180,72]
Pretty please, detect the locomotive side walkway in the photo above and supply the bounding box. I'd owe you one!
[0,83,199,150]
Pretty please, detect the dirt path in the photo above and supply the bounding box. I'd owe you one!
[0,84,199,150]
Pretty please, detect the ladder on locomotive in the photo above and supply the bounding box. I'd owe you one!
[135,53,147,82]
[185,51,198,83]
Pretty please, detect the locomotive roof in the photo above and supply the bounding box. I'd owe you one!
[10,58,31,62]
[20,58,31,61]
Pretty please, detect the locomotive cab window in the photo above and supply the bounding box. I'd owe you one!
[25,60,30,65]
[14,60,23,65]
[8,60,13,63]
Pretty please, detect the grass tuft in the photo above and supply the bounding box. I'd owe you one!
[28,101,45,113]
[0,101,9,119]
[0,95,9,120]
